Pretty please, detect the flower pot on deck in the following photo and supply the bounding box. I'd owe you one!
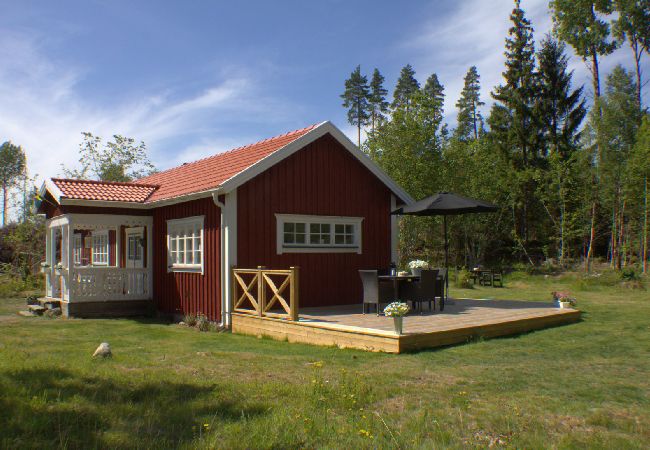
[559,301,573,309]
[393,316,404,335]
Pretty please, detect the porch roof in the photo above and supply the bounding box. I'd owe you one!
[51,178,159,203]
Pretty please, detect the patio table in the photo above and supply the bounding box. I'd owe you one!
[378,274,419,302]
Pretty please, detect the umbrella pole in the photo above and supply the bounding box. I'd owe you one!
[444,216,449,307]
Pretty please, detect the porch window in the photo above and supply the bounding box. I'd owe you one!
[73,234,83,265]
[276,214,363,254]
[91,231,109,266]
[167,216,203,273]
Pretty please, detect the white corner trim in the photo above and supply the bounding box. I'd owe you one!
[218,122,415,205]
[275,213,363,255]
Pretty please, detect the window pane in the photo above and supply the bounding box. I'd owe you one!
[310,223,319,234]
[345,235,353,245]
[295,233,305,244]
[321,233,330,244]
[335,234,344,244]
[335,224,344,234]
[296,223,305,233]
[322,224,330,234]
[284,222,294,233]
[284,232,294,244]
[346,224,354,234]
[186,249,193,264]
[194,237,200,251]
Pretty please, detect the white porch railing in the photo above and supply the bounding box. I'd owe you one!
[69,267,149,302]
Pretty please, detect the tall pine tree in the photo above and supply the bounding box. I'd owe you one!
[455,66,485,141]
[537,36,587,159]
[392,64,420,112]
[341,65,371,147]
[488,0,541,251]
[368,68,389,134]
[537,35,587,263]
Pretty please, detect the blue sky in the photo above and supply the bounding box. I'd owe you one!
[0,0,646,184]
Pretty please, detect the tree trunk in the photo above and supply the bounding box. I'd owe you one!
[643,176,648,273]
[586,202,596,272]
[358,124,361,148]
[631,40,642,109]
[617,199,625,270]
[1,182,6,227]
[609,207,618,269]
[591,52,601,101]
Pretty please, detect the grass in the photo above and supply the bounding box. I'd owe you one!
[0,272,649,448]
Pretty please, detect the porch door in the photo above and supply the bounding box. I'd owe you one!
[125,228,144,269]
[125,227,145,295]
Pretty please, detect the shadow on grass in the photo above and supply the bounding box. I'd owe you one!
[0,367,267,448]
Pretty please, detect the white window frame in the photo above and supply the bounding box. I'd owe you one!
[73,233,83,266]
[91,230,109,266]
[167,216,204,273]
[275,214,363,254]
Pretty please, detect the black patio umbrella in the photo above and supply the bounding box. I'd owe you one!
[392,192,498,305]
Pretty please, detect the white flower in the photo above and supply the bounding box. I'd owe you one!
[384,302,410,317]
[408,260,429,269]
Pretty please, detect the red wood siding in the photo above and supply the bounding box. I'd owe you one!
[237,133,392,308]
[152,197,221,321]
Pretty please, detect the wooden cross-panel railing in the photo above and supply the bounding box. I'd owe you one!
[232,266,299,321]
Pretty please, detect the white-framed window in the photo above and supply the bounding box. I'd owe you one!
[167,216,204,273]
[73,233,83,265]
[91,230,109,266]
[276,214,363,254]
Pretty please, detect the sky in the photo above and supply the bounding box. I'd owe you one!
[1,0,647,186]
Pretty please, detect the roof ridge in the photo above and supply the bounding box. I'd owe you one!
[135,122,321,183]
[52,178,160,189]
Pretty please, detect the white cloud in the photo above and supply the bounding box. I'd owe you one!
[0,32,295,185]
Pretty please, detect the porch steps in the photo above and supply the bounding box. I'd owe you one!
[28,304,46,315]
[37,298,62,310]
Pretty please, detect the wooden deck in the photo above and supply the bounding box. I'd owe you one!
[231,298,581,353]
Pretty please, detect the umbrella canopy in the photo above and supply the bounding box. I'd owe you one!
[392,191,498,216]
[391,191,498,309]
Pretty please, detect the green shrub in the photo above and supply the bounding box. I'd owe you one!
[621,267,640,282]
[183,313,197,327]
[196,313,210,332]
[455,269,474,289]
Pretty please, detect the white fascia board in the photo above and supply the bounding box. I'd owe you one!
[217,121,415,205]
[44,179,64,203]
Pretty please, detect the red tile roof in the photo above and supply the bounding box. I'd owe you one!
[48,123,320,204]
[135,123,319,202]
[51,178,159,203]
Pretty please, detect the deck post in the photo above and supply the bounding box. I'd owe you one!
[257,266,265,316]
[289,266,299,321]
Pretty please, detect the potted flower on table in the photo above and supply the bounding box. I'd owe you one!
[408,260,429,277]
[384,301,410,335]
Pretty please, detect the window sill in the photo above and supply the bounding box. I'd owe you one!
[278,246,361,255]
[168,266,203,274]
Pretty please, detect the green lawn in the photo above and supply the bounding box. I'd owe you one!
[1,273,649,449]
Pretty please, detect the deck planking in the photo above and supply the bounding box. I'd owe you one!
[231,298,581,353]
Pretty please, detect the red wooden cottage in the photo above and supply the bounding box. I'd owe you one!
[37,121,413,323]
